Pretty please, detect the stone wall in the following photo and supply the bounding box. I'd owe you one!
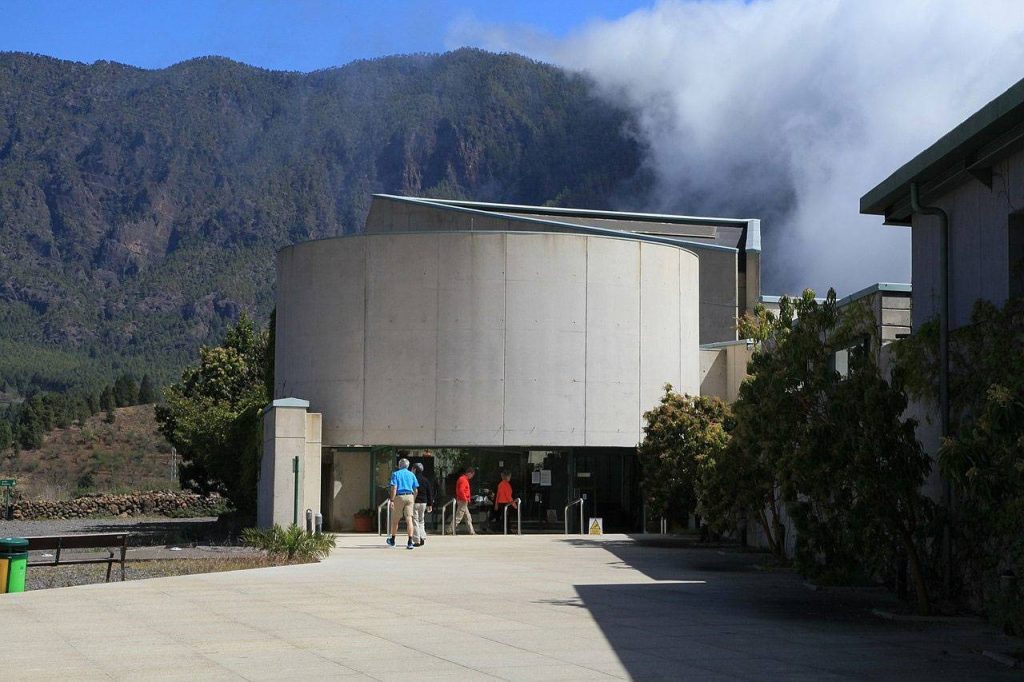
[10,490,227,520]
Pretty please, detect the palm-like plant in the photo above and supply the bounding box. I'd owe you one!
[241,524,336,561]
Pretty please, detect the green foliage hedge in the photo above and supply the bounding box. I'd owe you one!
[894,297,1024,632]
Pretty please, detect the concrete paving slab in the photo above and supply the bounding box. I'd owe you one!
[1,534,1020,681]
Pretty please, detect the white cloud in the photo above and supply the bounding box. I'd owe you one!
[449,0,1024,294]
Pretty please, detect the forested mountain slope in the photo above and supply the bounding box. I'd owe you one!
[0,48,645,394]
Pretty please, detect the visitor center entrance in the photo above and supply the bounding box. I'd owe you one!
[322,446,640,533]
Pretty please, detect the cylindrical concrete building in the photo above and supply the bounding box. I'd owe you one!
[261,194,761,532]
[276,231,700,449]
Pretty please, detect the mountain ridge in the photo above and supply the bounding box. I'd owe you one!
[0,48,648,394]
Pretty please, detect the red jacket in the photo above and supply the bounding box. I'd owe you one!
[455,474,471,502]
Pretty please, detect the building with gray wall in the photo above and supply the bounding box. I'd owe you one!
[262,195,762,531]
[861,75,1024,501]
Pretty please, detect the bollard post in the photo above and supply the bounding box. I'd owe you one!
[292,456,300,526]
[315,511,323,535]
[305,508,314,534]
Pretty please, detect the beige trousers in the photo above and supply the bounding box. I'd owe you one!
[412,502,428,542]
[390,494,415,537]
[452,500,475,535]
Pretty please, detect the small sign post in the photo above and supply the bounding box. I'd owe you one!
[588,517,603,535]
[0,479,14,521]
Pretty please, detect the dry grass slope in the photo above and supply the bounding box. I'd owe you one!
[0,404,178,499]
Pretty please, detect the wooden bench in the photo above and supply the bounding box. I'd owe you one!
[26,533,129,582]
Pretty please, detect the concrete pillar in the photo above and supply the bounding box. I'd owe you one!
[258,398,322,529]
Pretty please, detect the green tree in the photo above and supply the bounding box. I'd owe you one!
[0,420,12,452]
[155,314,271,514]
[731,290,933,612]
[138,374,158,404]
[113,374,139,407]
[17,401,44,450]
[638,387,734,530]
[896,297,1024,631]
[99,385,116,411]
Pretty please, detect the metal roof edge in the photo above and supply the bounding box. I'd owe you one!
[860,76,1024,218]
[758,294,826,304]
[281,229,733,259]
[700,339,754,350]
[372,193,757,228]
[836,282,911,308]
[368,194,738,253]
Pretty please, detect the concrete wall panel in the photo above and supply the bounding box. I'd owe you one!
[504,233,587,445]
[640,244,682,419]
[679,252,701,394]
[586,238,641,445]
[363,235,438,444]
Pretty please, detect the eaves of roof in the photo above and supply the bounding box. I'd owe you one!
[860,77,1024,225]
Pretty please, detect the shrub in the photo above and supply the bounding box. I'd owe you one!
[896,297,1024,631]
[730,291,933,613]
[241,524,336,561]
[639,387,734,530]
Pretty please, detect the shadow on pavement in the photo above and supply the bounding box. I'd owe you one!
[562,537,1018,680]
[75,517,243,546]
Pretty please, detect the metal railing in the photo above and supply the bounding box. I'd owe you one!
[376,499,392,536]
[642,502,667,535]
[564,498,584,535]
[439,498,457,535]
[503,498,522,536]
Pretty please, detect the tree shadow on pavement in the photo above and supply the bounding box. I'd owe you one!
[562,537,1018,680]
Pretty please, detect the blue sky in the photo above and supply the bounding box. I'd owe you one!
[0,0,650,71]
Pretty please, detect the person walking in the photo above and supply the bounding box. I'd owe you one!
[492,470,518,532]
[451,466,476,535]
[387,458,419,550]
[411,462,434,546]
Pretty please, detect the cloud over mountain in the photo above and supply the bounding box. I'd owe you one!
[453,0,1024,294]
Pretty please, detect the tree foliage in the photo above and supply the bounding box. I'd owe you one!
[726,290,933,613]
[155,314,272,514]
[138,374,158,404]
[895,298,1024,631]
[638,387,734,528]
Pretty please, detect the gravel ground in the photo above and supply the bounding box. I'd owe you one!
[0,515,288,591]
[25,554,291,590]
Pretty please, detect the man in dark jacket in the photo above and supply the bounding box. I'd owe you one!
[411,462,434,546]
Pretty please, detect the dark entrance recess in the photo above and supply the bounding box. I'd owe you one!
[370,447,640,533]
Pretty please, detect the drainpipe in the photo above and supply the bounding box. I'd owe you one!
[909,182,952,598]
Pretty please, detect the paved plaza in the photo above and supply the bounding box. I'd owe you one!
[0,533,1018,680]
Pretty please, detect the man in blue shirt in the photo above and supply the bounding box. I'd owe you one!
[387,458,419,549]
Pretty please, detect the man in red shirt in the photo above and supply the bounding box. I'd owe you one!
[451,466,476,535]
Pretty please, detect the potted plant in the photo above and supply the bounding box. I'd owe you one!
[353,508,374,533]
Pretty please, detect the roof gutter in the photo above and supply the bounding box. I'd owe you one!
[909,181,952,599]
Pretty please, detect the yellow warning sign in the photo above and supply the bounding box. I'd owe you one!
[588,517,603,535]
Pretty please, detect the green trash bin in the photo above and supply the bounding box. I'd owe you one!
[0,537,29,593]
